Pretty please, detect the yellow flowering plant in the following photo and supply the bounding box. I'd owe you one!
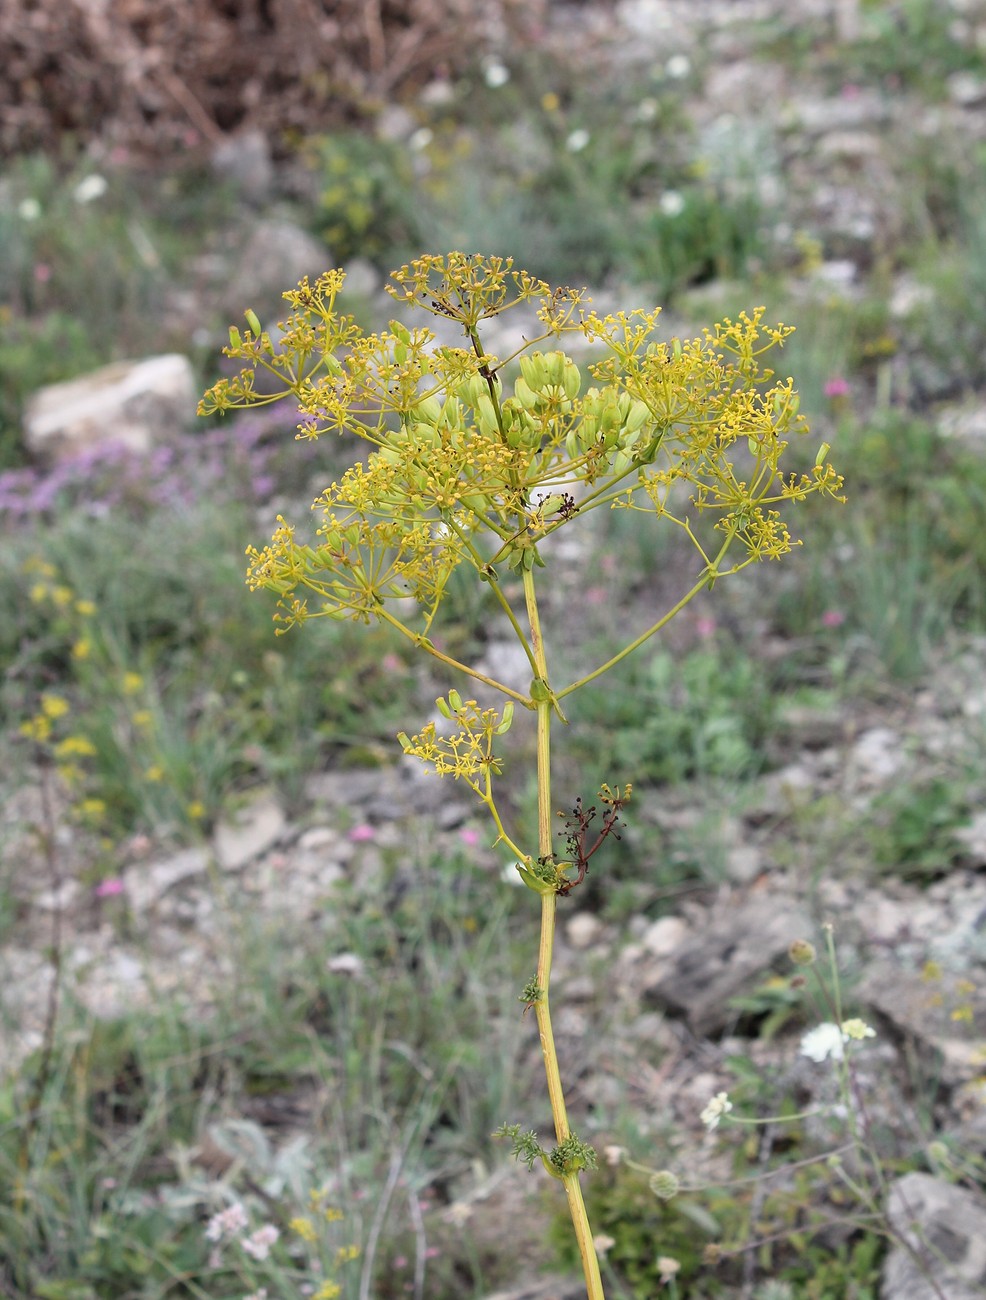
[201,252,843,1299]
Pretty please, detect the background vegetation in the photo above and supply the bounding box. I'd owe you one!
[3,0,986,1296]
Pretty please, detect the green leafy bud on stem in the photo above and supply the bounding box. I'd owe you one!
[649,1170,680,1201]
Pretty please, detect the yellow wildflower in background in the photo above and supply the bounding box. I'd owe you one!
[41,693,70,719]
[289,1216,317,1242]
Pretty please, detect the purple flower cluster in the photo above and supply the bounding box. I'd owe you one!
[0,404,319,526]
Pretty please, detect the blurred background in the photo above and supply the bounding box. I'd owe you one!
[3,1,986,1296]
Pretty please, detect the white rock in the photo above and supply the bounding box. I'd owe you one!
[127,846,211,911]
[850,727,903,783]
[642,915,689,958]
[24,355,196,459]
[214,794,286,871]
[566,912,605,950]
[955,812,986,865]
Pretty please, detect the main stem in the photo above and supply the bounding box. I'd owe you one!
[523,568,605,1300]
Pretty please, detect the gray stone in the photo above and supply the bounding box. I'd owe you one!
[859,960,986,1086]
[566,912,605,950]
[341,257,382,299]
[882,1173,986,1299]
[126,846,211,911]
[225,218,332,317]
[211,129,274,203]
[481,1278,586,1300]
[642,914,689,958]
[725,843,765,884]
[938,402,986,447]
[213,793,286,871]
[850,727,905,784]
[954,812,986,866]
[24,355,196,460]
[641,892,808,1034]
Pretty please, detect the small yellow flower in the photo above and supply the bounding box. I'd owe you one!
[52,586,74,608]
[324,1206,344,1223]
[186,801,206,820]
[77,798,107,821]
[840,1018,876,1042]
[54,735,97,758]
[41,693,70,719]
[75,599,97,617]
[335,1243,360,1262]
[24,557,57,578]
[289,1216,317,1242]
[19,715,51,742]
[541,91,560,113]
[131,710,154,729]
[122,672,144,695]
[312,1283,341,1300]
[29,583,49,604]
[72,639,91,660]
[145,765,164,782]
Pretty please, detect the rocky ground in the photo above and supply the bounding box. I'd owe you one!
[5,0,986,1295]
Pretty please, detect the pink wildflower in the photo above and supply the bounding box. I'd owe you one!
[242,1224,279,1260]
[348,823,376,842]
[695,615,717,639]
[821,609,846,628]
[205,1202,248,1241]
[95,878,125,898]
[459,827,480,847]
[823,376,850,399]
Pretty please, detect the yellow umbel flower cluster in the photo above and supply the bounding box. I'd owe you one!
[203,253,842,654]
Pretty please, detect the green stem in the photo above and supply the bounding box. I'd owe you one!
[524,567,605,1300]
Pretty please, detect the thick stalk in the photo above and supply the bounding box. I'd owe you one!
[524,568,605,1300]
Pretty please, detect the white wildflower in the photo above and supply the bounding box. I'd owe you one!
[483,61,510,89]
[74,174,108,204]
[666,54,691,79]
[700,1091,732,1130]
[18,198,42,221]
[800,1022,844,1063]
[566,129,591,153]
[659,190,686,217]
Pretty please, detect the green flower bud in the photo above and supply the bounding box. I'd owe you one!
[543,351,566,387]
[561,358,581,400]
[623,399,650,435]
[475,393,500,434]
[788,939,817,966]
[244,308,262,336]
[514,376,541,411]
[520,352,548,392]
[413,394,443,425]
[649,1170,680,1201]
